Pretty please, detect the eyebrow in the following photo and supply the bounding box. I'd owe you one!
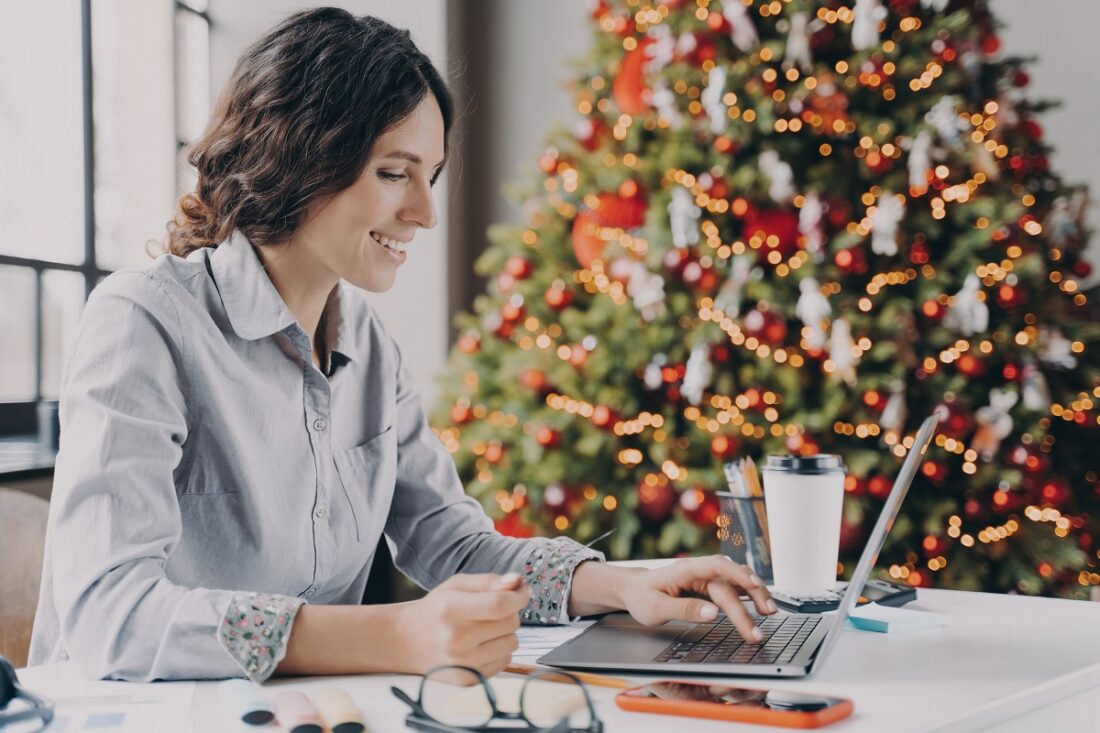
[377,150,445,169]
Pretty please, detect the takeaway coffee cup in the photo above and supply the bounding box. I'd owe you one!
[761,454,846,594]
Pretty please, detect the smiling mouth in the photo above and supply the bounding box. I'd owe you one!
[370,231,408,254]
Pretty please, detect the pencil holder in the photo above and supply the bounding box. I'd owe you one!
[716,492,773,584]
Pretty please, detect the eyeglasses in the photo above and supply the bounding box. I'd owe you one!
[0,655,55,732]
[391,665,603,733]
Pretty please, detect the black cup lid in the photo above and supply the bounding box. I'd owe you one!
[762,454,846,475]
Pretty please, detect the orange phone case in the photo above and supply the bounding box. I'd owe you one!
[615,685,854,729]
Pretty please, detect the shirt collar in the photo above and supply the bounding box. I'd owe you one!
[207,231,360,366]
[208,231,298,341]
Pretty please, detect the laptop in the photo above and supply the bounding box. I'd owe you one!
[539,414,939,679]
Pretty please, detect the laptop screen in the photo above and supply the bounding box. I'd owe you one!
[808,414,940,673]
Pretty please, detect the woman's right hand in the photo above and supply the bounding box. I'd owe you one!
[393,572,530,678]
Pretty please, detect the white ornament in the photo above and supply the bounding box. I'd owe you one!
[758,150,795,203]
[870,194,905,257]
[995,78,1020,130]
[644,354,667,390]
[908,130,934,192]
[828,317,858,385]
[1043,196,1081,249]
[784,13,813,72]
[714,255,753,316]
[651,79,682,128]
[668,187,701,249]
[702,65,728,135]
[925,96,966,147]
[921,0,949,12]
[851,0,886,51]
[971,388,1018,462]
[1038,325,1078,369]
[943,274,989,336]
[1021,358,1051,412]
[796,278,831,350]
[799,193,826,261]
[627,261,667,322]
[880,381,908,439]
[682,342,713,406]
[645,23,676,72]
[723,1,759,53]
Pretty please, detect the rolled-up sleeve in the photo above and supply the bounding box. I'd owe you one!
[380,338,603,623]
[49,273,296,681]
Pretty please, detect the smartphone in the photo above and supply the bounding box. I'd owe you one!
[616,681,853,728]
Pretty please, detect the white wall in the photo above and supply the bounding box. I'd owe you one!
[209,1,449,408]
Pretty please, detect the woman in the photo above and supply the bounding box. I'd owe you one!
[29,8,774,683]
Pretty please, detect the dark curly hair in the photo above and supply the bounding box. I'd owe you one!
[166,8,454,256]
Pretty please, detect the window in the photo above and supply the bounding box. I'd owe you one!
[0,0,207,436]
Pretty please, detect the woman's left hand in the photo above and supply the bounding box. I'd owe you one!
[571,556,776,642]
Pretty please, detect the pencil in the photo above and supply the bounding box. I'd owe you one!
[504,663,632,690]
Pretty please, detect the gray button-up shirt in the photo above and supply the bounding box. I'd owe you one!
[29,232,600,681]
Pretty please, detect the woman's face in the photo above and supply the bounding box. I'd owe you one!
[292,94,445,293]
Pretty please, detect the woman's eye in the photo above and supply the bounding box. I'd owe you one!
[378,171,406,182]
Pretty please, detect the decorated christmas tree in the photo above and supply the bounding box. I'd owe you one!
[431,0,1100,598]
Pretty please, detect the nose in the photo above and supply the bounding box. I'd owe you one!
[401,175,438,230]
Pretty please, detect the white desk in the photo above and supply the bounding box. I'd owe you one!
[18,587,1100,732]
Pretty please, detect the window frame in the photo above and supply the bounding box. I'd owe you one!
[0,0,210,437]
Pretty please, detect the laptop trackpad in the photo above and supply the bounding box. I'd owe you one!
[541,614,689,664]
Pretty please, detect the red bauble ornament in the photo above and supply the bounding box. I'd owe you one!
[864,389,887,413]
[545,284,574,310]
[964,498,982,518]
[711,434,739,460]
[921,299,945,320]
[572,193,647,268]
[934,400,974,438]
[742,208,801,258]
[1009,443,1050,474]
[485,311,512,339]
[922,534,948,557]
[868,475,892,500]
[1023,119,1043,142]
[450,403,472,425]
[1039,477,1070,506]
[457,332,480,354]
[501,300,525,324]
[956,353,984,377]
[921,460,949,484]
[535,427,562,448]
[909,240,931,265]
[679,487,721,527]
[520,368,548,392]
[743,307,788,344]
[843,475,866,496]
[495,511,535,538]
[835,246,869,275]
[1014,70,1030,87]
[1072,260,1092,278]
[575,118,608,151]
[637,476,676,522]
[541,482,579,515]
[864,150,893,175]
[591,404,617,429]
[505,256,534,279]
[612,38,653,116]
[484,441,505,464]
[839,511,865,554]
[996,283,1026,309]
[981,33,1001,56]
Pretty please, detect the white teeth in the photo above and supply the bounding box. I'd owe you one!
[371,232,406,254]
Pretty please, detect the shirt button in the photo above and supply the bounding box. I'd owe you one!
[314,506,327,519]
[312,418,327,431]
[304,588,315,597]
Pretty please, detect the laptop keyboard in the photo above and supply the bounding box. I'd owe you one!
[653,614,822,665]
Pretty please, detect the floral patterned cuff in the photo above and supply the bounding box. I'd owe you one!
[217,592,306,683]
[519,538,605,625]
